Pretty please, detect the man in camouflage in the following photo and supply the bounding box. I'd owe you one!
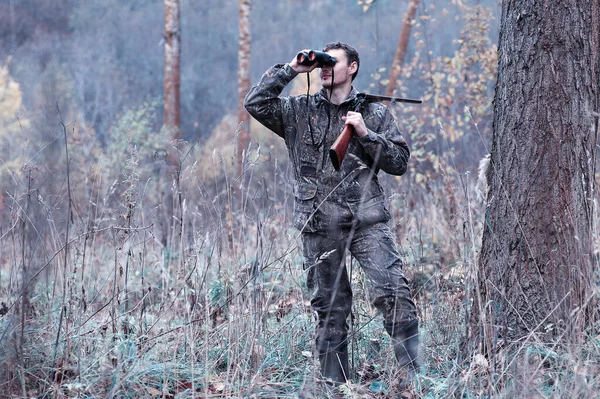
[244,42,419,385]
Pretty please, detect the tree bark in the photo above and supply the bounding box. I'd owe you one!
[164,0,181,137]
[384,0,419,98]
[237,0,252,175]
[474,0,599,350]
[162,0,182,247]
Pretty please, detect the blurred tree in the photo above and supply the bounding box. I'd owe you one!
[0,62,27,153]
[0,0,71,52]
[164,0,181,138]
[237,0,252,175]
[0,61,30,204]
[473,0,599,350]
[385,0,419,97]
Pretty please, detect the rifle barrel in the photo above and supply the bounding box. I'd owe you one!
[358,93,422,104]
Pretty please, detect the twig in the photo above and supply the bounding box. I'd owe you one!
[51,106,73,387]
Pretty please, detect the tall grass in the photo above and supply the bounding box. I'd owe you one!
[1,121,599,399]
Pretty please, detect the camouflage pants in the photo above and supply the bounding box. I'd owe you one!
[302,221,417,355]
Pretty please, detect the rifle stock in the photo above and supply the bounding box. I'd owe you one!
[328,93,422,171]
[329,124,354,171]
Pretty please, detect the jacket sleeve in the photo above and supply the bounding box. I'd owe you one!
[243,63,298,139]
[357,104,410,176]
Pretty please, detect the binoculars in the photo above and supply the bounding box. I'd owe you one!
[296,50,337,67]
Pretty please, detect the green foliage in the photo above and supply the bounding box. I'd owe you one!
[382,4,497,187]
[101,98,167,176]
[94,98,174,228]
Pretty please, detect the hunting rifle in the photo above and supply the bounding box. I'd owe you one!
[329,93,422,171]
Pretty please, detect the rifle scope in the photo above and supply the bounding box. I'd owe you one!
[296,50,337,67]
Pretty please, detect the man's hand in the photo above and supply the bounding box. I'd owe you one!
[342,111,368,137]
[289,49,319,74]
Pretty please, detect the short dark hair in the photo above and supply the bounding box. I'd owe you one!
[322,42,360,81]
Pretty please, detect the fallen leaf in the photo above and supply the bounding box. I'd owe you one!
[210,382,225,393]
[146,387,161,397]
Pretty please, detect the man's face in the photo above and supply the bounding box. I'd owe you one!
[320,48,356,88]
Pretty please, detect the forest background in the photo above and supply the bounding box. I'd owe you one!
[2,0,597,398]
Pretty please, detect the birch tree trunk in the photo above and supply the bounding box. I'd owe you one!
[164,0,181,138]
[237,0,252,175]
[384,0,419,97]
[474,0,599,350]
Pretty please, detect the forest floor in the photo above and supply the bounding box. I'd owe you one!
[1,147,599,399]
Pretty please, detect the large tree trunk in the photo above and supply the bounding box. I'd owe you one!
[384,0,419,97]
[474,0,599,350]
[164,0,181,137]
[237,0,252,175]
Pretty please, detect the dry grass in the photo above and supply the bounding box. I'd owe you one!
[0,125,599,399]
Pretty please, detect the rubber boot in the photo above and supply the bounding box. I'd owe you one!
[387,320,420,372]
[318,340,349,386]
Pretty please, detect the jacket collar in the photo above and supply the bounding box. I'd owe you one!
[315,86,359,107]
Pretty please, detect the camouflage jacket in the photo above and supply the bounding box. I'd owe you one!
[244,63,410,233]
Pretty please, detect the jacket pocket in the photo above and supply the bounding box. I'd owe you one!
[349,195,390,228]
[293,181,317,211]
[296,133,321,176]
[292,181,318,231]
